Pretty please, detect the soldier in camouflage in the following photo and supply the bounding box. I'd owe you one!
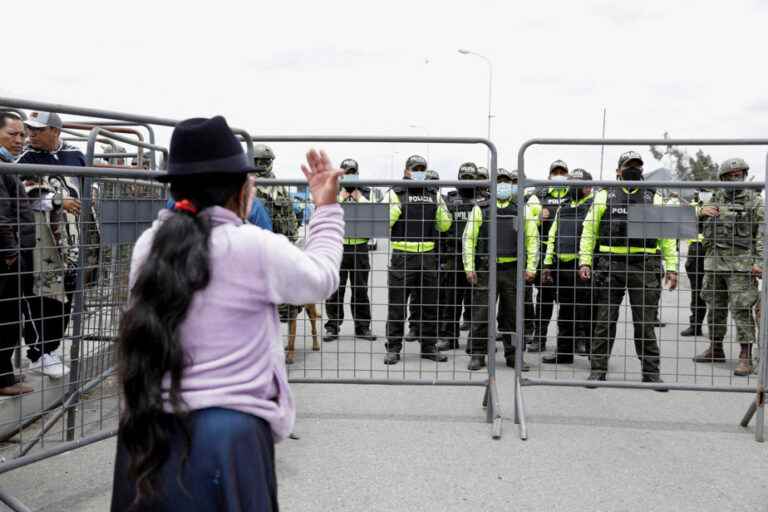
[694,158,763,376]
[252,144,302,323]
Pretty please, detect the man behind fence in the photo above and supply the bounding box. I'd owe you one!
[435,162,481,351]
[384,155,451,365]
[694,158,763,376]
[17,111,82,378]
[681,189,707,337]
[541,168,595,363]
[579,151,678,386]
[0,112,36,395]
[526,160,570,353]
[323,158,376,342]
[463,168,538,371]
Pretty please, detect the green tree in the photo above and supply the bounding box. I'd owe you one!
[649,144,718,182]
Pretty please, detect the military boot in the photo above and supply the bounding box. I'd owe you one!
[693,342,726,363]
[734,344,754,377]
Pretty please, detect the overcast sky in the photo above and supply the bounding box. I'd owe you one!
[2,0,767,181]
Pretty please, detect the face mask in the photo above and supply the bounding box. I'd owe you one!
[497,182,516,200]
[550,175,567,182]
[621,166,643,182]
[569,187,586,200]
[411,171,426,181]
[0,146,15,162]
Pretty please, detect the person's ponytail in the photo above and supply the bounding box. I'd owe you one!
[117,173,245,503]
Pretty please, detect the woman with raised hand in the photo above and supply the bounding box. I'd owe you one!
[111,116,344,511]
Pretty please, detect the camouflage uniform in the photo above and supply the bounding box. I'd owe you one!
[252,144,302,323]
[696,160,763,375]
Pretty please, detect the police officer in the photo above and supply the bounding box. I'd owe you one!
[579,151,678,385]
[681,190,708,337]
[463,168,539,371]
[324,159,376,342]
[384,155,452,365]
[251,143,302,324]
[541,169,595,363]
[435,162,481,351]
[526,160,570,353]
[405,169,442,341]
[694,158,763,376]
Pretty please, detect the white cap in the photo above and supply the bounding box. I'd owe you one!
[24,111,63,129]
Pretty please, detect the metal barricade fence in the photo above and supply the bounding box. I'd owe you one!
[0,98,507,511]
[247,136,503,442]
[0,162,167,512]
[513,138,768,443]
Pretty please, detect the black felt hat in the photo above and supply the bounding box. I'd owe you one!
[158,116,255,182]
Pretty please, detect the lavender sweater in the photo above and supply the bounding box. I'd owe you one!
[129,204,344,441]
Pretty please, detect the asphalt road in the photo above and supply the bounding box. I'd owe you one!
[1,244,765,511]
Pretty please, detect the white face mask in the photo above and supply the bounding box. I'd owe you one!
[550,175,568,182]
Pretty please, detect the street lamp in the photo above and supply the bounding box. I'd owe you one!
[408,124,430,162]
[458,48,493,167]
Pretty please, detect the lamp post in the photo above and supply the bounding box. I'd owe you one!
[408,124,430,162]
[458,48,493,167]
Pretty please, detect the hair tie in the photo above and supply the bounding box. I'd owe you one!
[175,199,198,215]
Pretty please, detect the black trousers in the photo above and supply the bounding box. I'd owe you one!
[386,251,438,352]
[468,262,519,356]
[685,241,706,328]
[534,248,557,341]
[24,295,67,362]
[590,255,662,375]
[553,259,595,354]
[437,256,473,341]
[0,256,26,388]
[324,244,372,333]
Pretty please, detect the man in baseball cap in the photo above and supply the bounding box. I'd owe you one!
[16,110,83,380]
[23,111,63,130]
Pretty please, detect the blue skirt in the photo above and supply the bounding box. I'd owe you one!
[111,408,278,512]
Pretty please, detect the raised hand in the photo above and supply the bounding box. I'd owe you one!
[301,149,344,207]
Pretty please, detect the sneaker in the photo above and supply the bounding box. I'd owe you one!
[28,353,69,379]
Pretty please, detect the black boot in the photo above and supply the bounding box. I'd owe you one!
[642,373,668,392]
[355,329,377,341]
[421,346,448,362]
[575,340,588,355]
[680,326,703,337]
[505,355,530,372]
[527,337,546,353]
[542,353,574,364]
[405,328,418,342]
[383,352,401,365]
[436,338,460,351]
[467,355,486,371]
[585,371,606,388]
[322,328,338,342]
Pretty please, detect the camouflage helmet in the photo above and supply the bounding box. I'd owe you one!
[497,167,517,181]
[458,162,478,179]
[340,158,359,174]
[405,154,427,170]
[476,166,489,180]
[425,169,440,180]
[253,144,275,175]
[718,157,749,179]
